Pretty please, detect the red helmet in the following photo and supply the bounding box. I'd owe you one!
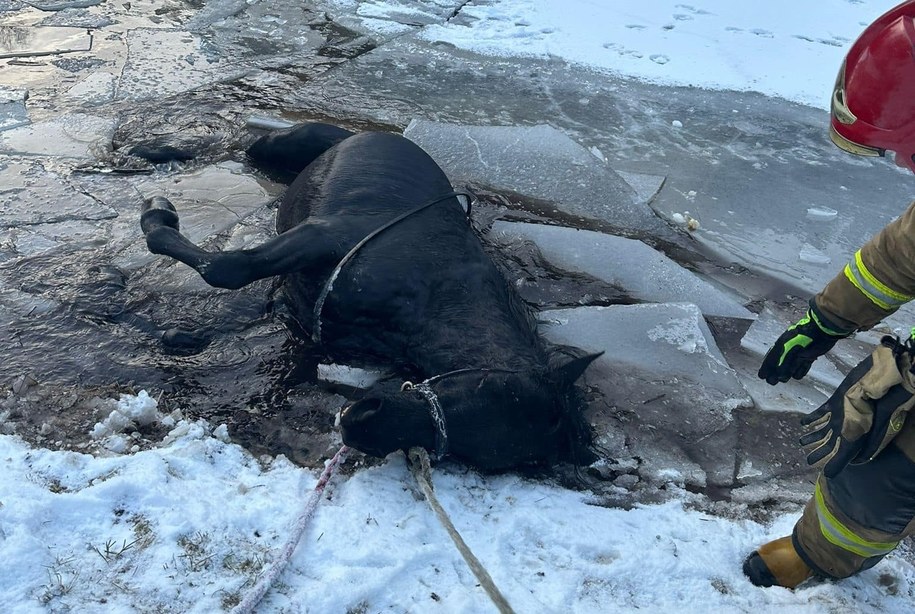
[830,1,915,173]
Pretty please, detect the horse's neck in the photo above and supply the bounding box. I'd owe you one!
[411,308,546,377]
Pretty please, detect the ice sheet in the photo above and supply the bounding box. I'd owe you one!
[404,119,666,234]
[0,87,28,132]
[0,114,116,158]
[0,161,117,226]
[540,303,750,486]
[494,220,754,320]
[0,25,92,58]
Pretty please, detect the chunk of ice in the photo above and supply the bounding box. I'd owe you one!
[117,29,247,101]
[27,0,104,9]
[0,162,118,226]
[404,120,666,234]
[0,113,116,158]
[494,221,754,320]
[317,364,389,389]
[798,244,831,265]
[0,87,29,133]
[0,26,92,58]
[246,115,296,131]
[135,163,272,244]
[806,206,838,221]
[541,303,749,486]
[541,303,750,415]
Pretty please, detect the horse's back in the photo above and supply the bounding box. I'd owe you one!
[276,131,455,233]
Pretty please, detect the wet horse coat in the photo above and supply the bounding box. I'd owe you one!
[141,122,597,470]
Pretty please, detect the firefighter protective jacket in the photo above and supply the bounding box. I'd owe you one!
[816,201,915,332]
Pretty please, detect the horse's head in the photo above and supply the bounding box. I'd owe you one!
[339,352,601,470]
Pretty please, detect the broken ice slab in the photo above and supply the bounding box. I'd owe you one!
[0,87,29,132]
[0,26,92,59]
[323,0,468,38]
[740,306,850,390]
[0,219,105,259]
[615,169,666,207]
[798,243,831,266]
[27,0,105,10]
[135,162,273,245]
[0,114,116,158]
[64,72,116,106]
[493,221,754,320]
[404,119,668,235]
[541,303,750,416]
[541,303,749,487]
[806,206,838,222]
[0,161,117,227]
[38,9,116,29]
[116,29,249,101]
[246,115,296,131]
[317,363,389,389]
[0,281,57,318]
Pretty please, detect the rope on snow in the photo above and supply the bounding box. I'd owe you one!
[407,447,516,614]
[231,444,350,614]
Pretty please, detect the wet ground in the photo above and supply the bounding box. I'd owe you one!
[1,0,912,517]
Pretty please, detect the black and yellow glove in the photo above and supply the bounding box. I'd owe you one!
[800,335,915,478]
[758,307,850,386]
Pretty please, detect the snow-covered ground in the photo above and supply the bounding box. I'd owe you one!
[3,1,914,613]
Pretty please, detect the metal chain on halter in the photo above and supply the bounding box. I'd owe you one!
[401,380,449,459]
[401,368,518,461]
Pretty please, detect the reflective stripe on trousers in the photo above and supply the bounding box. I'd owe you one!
[815,481,899,558]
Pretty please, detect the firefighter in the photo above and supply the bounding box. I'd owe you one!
[744,1,915,588]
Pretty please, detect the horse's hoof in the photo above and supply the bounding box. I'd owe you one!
[140,196,180,234]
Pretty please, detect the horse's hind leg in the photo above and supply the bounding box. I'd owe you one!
[141,196,250,288]
[246,122,354,178]
[142,196,341,289]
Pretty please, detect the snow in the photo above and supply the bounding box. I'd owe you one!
[413,0,891,110]
[2,0,915,612]
[2,399,911,612]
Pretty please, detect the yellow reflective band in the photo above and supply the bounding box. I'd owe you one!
[843,251,913,311]
[808,309,845,337]
[815,482,898,558]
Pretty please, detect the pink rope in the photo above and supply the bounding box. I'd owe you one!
[232,445,350,614]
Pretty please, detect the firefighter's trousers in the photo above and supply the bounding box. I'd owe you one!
[793,417,915,578]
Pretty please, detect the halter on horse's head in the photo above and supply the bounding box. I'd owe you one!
[339,353,601,471]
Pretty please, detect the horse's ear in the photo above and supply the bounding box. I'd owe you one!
[551,351,603,387]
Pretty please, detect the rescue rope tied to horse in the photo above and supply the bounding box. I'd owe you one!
[231,441,516,614]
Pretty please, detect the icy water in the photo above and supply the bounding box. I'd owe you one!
[0,1,671,471]
[0,2,384,464]
[0,76,633,469]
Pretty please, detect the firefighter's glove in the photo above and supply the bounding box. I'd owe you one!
[800,336,915,478]
[758,310,848,385]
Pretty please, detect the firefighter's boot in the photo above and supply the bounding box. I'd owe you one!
[743,536,813,588]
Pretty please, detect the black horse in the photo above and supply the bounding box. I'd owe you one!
[141,122,599,471]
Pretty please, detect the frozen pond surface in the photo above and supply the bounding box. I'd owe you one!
[2,0,910,504]
[1,0,914,610]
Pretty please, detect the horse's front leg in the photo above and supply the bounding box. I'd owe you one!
[141,196,341,289]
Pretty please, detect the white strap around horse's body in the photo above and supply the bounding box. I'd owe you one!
[312,191,472,344]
